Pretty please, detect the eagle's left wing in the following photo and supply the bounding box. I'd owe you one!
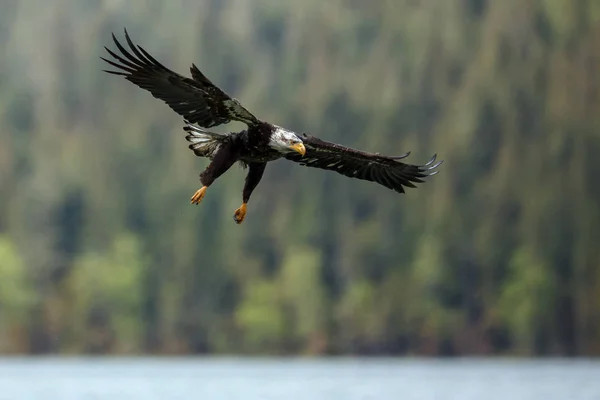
[101,29,259,129]
[285,134,442,193]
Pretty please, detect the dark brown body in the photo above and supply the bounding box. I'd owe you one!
[195,122,281,206]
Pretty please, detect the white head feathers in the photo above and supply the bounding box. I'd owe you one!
[268,125,305,155]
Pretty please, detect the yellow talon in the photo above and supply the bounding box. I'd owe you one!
[190,186,207,205]
[233,203,247,224]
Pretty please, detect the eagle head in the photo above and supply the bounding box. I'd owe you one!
[269,126,306,156]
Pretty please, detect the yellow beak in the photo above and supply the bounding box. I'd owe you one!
[290,142,306,157]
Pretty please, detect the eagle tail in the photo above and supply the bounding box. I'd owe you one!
[183,121,227,158]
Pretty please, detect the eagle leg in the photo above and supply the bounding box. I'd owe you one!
[190,186,207,205]
[233,203,247,224]
[191,143,239,206]
[232,162,267,224]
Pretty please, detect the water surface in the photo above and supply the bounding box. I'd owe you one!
[0,357,597,399]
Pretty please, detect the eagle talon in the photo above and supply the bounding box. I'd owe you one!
[233,203,247,224]
[190,186,207,205]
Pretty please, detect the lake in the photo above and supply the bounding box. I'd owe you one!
[0,357,598,399]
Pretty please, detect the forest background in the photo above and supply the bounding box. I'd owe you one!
[0,0,599,356]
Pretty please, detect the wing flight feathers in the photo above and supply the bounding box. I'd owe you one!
[102,28,258,128]
[285,134,442,193]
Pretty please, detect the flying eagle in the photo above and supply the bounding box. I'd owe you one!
[101,29,442,224]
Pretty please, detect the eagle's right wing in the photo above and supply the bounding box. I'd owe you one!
[285,134,442,194]
[101,29,259,129]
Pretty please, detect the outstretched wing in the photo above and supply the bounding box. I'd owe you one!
[285,134,442,193]
[101,28,259,128]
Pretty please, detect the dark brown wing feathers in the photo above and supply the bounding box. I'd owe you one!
[101,28,258,128]
[285,134,442,193]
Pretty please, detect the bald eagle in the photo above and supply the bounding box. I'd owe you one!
[102,29,442,224]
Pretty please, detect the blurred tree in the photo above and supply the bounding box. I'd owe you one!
[0,0,598,356]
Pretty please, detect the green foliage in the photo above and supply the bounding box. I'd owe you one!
[236,279,285,353]
[279,245,327,349]
[337,279,382,349]
[498,246,555,354]
[0,236,36,352]
[0,237,35,315]
[0,0,598,355]
[66,233,144,353]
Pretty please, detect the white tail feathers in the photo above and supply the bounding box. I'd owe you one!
[183,122,226,158]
